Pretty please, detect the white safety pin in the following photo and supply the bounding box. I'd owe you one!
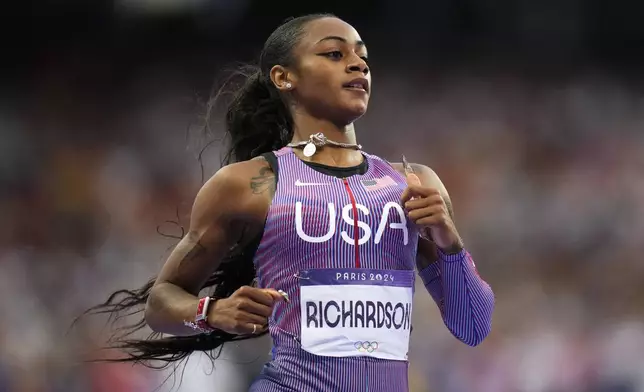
[293,272,310,280]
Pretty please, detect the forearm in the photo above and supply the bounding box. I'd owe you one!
[145,282,202,336]
[418,249,495,346]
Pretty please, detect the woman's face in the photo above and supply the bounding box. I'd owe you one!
[287,17,371,125]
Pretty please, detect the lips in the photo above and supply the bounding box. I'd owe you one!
[343,78,369,93]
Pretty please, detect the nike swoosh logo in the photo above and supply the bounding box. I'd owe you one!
[295,180,330,187]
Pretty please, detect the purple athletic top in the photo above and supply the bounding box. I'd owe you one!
[249,147,495,392]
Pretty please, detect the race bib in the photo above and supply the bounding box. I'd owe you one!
[299,268,415,361]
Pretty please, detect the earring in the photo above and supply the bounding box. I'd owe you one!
[285,82,292,89]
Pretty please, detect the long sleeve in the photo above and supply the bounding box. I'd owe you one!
[418,249,495,346]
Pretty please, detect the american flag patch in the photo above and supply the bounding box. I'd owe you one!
[360,176,397,191]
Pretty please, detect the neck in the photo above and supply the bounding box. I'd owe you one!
[290,112,363,167]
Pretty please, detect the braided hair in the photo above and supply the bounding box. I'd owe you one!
[77,13,335,369]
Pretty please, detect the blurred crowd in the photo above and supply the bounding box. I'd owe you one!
[1,51,644,391]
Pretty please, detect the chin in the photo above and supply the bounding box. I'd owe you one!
[342,101,369,122]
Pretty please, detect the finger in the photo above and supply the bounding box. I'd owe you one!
[400,187,411,204]
[403,197,432,211]
[401,185,439,203]
[401,186,424,204]
[416,214,448,226]
[238,321,269,335]
[237,311,268,326]
[408,206,444,222]
[238,298,274,318]
[262,288,287,303]
[256,323,269,334]
[404,195,443,211]
[408,184,440,197]
[236,286,278,307]
[243,283,288,302]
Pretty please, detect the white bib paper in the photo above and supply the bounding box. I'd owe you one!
[299,268,414,361]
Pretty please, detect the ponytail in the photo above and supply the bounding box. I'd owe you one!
[77,13,333,371]
[221,68,293,164]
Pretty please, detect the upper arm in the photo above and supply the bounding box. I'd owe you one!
[154,160,273,295]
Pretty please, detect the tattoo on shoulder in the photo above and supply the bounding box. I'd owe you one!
[250,165,276,196]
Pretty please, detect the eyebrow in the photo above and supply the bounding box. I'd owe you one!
[317,36,366,48]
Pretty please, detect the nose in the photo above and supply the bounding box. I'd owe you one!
[346,55,369,75]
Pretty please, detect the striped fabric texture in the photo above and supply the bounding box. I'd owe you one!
[249,147,494,392]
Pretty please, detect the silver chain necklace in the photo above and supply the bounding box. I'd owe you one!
[287,132,362,157]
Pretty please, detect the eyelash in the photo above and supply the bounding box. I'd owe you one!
[323,51,369,63]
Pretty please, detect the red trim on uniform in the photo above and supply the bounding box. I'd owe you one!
[342,178,361,268]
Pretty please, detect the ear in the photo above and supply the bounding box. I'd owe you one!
[270,65,296,92]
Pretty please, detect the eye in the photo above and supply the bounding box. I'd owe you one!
[323,51,343,60]
[360,56,369,63]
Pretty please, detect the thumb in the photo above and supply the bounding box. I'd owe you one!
[262,288,287,302]
[406,172,422,186]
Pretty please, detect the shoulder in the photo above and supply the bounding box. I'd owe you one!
[191,157,274,226]
[201,157,273,197]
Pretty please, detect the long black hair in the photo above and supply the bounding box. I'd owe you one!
[78,13,335,369]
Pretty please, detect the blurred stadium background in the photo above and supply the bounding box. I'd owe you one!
[2,1,644,391]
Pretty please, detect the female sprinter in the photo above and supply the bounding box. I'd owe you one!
[86,13,495,392]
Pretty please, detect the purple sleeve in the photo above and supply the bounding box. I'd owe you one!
[418,249,495,346]
[418,262,444,309]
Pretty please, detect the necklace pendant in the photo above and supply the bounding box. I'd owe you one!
[303,143,317,157]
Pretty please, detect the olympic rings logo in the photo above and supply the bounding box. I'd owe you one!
[354,341,379,353]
